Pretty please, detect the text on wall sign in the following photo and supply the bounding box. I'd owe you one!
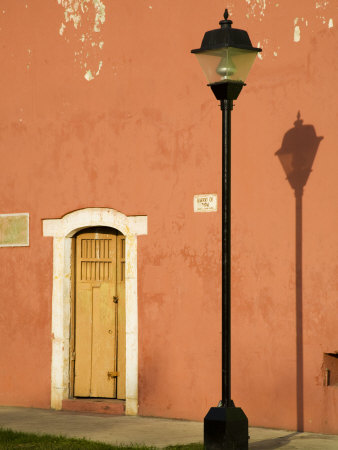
[194,194,217,212]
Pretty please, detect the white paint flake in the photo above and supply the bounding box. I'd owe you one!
[257,41,263,60]
[328,18,334,28]
[84,70,94,81]
[294,25,301,42]
[96,60,103,76]
[256,38,270,60]
[57,0,106,81]
[59,23,66,36]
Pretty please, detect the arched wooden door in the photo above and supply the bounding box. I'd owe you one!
[73,227,125,399]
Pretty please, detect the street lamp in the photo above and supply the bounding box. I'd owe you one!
[191,9,261,450]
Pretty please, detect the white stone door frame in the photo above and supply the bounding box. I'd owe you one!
[43,208,147,415]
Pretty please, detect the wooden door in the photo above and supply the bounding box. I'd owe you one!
[74,228,125,399]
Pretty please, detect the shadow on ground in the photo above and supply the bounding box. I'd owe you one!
[250,432,299,449]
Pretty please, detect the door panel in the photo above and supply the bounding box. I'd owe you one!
[74,228,125,399]
[74,283,92,396]
[117,235,126,399]
[91,283,117,397]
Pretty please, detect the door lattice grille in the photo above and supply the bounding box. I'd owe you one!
[81,261,112,281]
[80,238,113,281]
[81,239,112,259]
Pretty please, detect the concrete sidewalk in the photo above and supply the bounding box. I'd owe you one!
[0,406,338,449]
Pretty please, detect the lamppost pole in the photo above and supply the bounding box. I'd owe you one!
[191,8,261,449]
[221,98,232,408]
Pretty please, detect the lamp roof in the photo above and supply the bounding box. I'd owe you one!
[191,9,262,54]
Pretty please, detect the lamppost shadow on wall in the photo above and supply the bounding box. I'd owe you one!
[275,112,323,432]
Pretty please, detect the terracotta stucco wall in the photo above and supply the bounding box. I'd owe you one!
[0,0,337,433]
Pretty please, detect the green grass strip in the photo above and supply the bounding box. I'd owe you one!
[0,428,203,449]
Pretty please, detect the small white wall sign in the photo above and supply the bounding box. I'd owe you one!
[194,194,217,213]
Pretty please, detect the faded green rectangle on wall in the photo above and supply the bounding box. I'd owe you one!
[0,213,29,247]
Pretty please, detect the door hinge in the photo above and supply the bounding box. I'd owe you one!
[107,371,119,379]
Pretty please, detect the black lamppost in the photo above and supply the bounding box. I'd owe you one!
[191,9,261,450]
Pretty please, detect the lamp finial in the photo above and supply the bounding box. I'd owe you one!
[219,8,233,28]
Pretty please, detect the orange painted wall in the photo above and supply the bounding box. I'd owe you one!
[0,0,337,434]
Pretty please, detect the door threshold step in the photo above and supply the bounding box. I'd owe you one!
[62,398,125,415]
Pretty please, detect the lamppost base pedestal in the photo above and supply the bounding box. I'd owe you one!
[204,406,249,450]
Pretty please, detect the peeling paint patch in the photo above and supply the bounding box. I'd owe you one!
[244,0,267,22]
[244,0,333,51]
[314,0,333,27]
[256,39,270,60]
[293,17,308,42]
[316,0,329,8]
[294,25,301,42]
[57,0,106,81]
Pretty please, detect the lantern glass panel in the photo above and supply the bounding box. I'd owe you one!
[195,47,258,84]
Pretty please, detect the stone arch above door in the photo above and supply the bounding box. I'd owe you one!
[43,208,148,415]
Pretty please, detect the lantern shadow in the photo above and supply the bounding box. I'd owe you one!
[275,112,323,432]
